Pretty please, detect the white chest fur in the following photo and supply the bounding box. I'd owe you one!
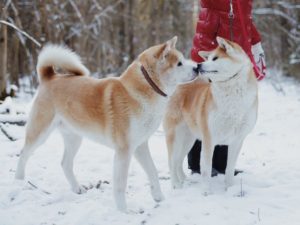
[129,96,167,149]
[209,75,257,145]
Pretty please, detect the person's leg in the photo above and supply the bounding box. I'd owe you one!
[188,140,218,176]
[188,143,242,176]
[213,145,243,175]
[187,140,201,173]
[212,145,228,173]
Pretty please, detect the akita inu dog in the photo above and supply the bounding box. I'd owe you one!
[15,37,199,211]
[163,37,258,192]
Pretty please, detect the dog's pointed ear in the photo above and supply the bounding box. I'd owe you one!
[168,36,178,49]
[155,44,170,59]
[216,37,234,53]
[155,36,177,59]
[198,51,211,61]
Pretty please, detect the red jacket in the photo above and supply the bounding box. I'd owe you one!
[191,0,261,63]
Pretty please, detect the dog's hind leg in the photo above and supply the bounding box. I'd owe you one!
[225,141,243,189]
[60,128,84,194]
[15,100,55,180]
[134,141,164,202]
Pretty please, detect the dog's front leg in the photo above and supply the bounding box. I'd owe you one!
[167,122,194,189]
[113,150,132,212]
[200,139,214,195]
[225,141,243,189]
[134,141,164,202]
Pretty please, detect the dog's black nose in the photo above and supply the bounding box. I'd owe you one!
[193,67,198,74]
[197,63,202,72]
[193,64,202,74]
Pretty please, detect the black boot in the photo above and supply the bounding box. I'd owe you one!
[212,145,228,173]
[212,145,243,175]
[188,140,218,177]
[188,140,201,173]
[187,140,243,177]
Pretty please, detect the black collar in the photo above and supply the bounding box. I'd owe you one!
[219,66,244,83]
[140,65,168,97]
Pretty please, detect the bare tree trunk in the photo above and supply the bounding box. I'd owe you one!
[193,0,199,30]
[0,8,8,100]
[39,0,48,44]
[118,1,126,71]
[10,1,23,87]
[128,0,134,62]
[11,32,20,87]
[148,0,159,45]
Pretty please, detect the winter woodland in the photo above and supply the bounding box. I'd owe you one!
[0,0,300,98]
[0,1,300,225]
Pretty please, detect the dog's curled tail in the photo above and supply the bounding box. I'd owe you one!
[37,44,90,82]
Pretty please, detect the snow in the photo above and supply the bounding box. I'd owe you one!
[1,79,300,225]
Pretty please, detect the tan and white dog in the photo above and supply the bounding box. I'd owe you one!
[163,37,258,192]
[15,37,199,211]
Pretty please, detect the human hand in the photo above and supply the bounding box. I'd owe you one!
[251,42,266,80]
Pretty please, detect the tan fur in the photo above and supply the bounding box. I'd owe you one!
[164,37,258,191]
[30,43,182,152]
[42,75,140,148]
[16,38,199,211]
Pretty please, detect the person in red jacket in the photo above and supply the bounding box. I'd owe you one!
[188,0,266,176]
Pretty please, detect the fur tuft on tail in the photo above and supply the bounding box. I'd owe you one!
[36,44,90,82]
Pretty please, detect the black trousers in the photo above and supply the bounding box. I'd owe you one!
[188,140,228,173]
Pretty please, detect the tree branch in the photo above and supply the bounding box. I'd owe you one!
[0,20,41,47]
[0,123,17,141]
[254,8,298,27]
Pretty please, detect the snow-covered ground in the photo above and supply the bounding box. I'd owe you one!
[0,79,300,225]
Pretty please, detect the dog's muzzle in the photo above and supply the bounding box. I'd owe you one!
[193,66,199,74]
[193,63,203,74]
[197,63,202,73]
[197,63,212,83]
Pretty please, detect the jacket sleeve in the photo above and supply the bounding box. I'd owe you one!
[191,8,219,63]
[251,21,261,45]
[191,46,205,63]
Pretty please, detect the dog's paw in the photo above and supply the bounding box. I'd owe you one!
[151,185,164,202]
[152,191,165,202]
[127,207,145,215]
[177,171,187,183]
[116,202,128,213]
[72,185,87,194]
[154,195,165,202]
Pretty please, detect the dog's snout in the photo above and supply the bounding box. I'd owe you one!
[193,64,202,74]
[197,63,202,72]
[193,67,198,74]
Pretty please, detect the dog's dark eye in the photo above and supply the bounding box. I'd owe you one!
[212,57,218,61]
[177,62,183,67]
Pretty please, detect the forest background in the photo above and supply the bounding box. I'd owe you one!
[0,0,299,99]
